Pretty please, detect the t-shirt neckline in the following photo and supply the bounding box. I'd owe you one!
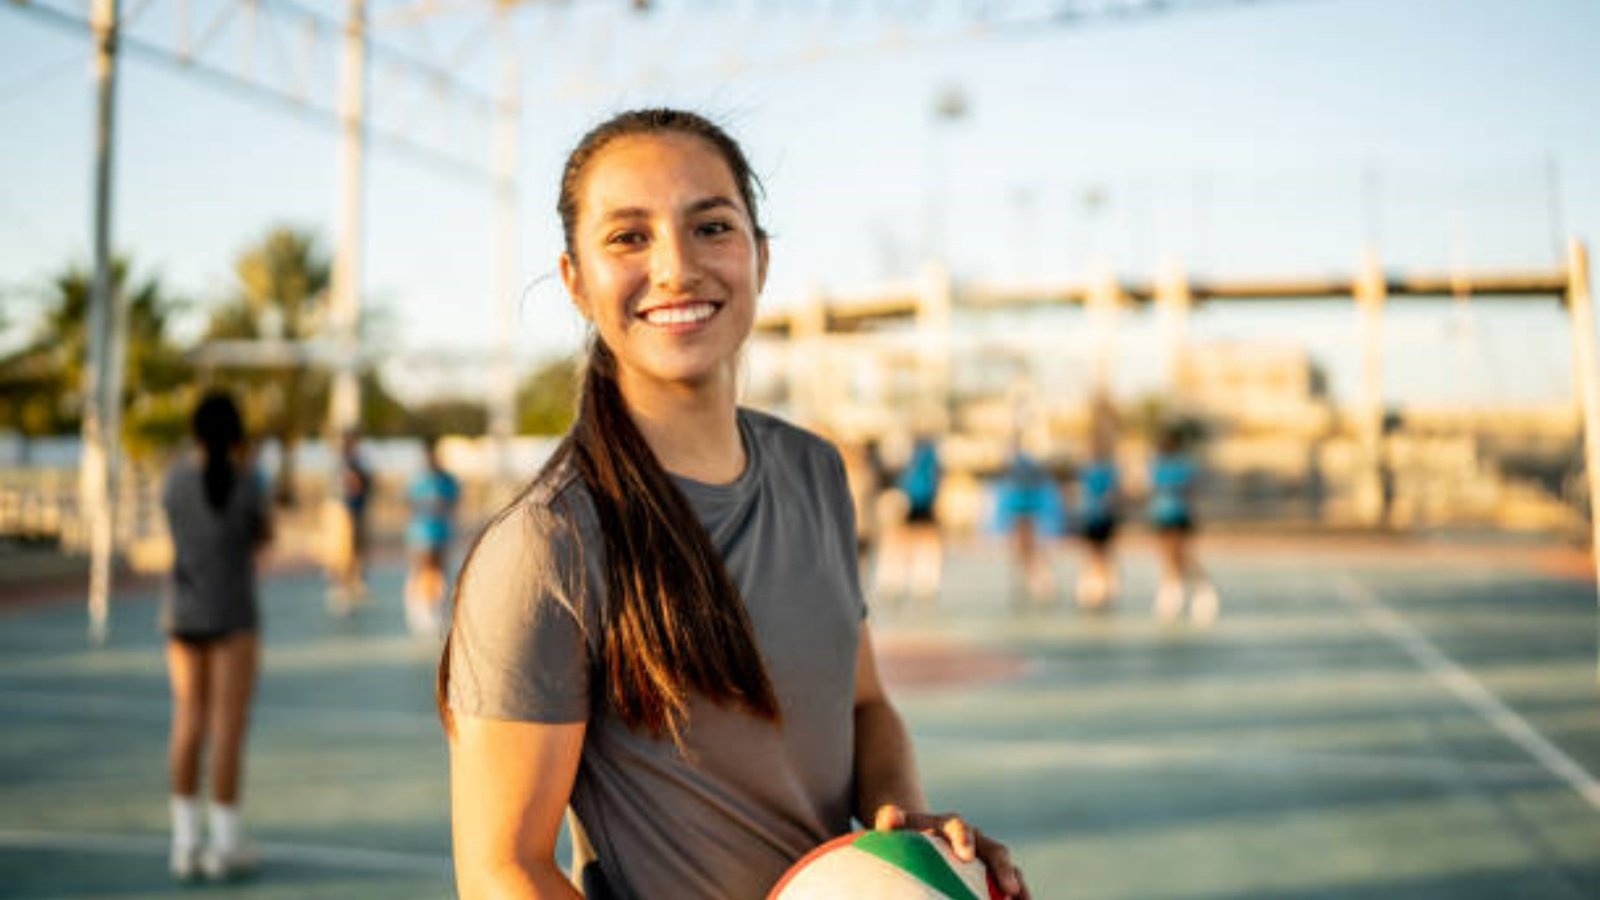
[667,408,761,503]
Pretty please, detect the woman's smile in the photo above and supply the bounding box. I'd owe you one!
[561,130,765,391]
[637,300,723,331]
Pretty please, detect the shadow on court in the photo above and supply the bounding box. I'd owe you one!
[2,535,1598,898]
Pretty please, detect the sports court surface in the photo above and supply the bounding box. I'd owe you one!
[2,534,1598,898]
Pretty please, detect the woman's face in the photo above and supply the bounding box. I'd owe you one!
[561,132,767,397]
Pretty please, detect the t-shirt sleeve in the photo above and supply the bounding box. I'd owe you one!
[823,446,869,622]
[446,498,592,723]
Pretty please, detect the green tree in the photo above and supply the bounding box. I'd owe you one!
[414,397,489,436]
[359,369,416,437]
[517,355,579,435]
[202,227,418,502]
[0,259,191,458]
[1131,393,1208,450]
[203,226,332,505]
[296,367,413,437]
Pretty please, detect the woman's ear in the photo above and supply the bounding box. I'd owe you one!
[756,237,770,294]
[560,252,590,321]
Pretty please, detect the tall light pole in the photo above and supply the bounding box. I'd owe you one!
[921,84,966,431]
[327,0,369,440]
[81,0,123,646]
[1561,239,1600,681]
[925,84,968,268]
[489,2,521,498]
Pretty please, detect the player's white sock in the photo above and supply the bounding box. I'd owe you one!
[404,581,426,631]
[1191,583,1220,628]
[171,795,202,848]
[207,801,240,853]
[1076,571,1104,607]
[202,801,255,879]
[430,591,448,635]
[1155,581,1185,621]
[405,583,438,636]
[169,795,202,879]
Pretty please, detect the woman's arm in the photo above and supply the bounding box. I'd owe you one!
[852,621,926,820]
[449,715,586,899]
[851,623,1030,899]
[250,464,274,550]
[255,508,275,550]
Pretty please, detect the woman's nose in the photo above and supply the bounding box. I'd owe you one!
[650,230,699,291]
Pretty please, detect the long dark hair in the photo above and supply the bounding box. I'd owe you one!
[193,391,244,512]
[438,109,778,746]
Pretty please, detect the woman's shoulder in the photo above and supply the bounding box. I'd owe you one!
[161,454,199,495]
[478,458,596,554]
[163,452,198,477]
[463,468,596,602]
[739,407,843,468]
[527,451,596,515]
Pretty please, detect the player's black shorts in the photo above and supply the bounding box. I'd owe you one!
[169,627,252,648]
[1082,515,1119,545]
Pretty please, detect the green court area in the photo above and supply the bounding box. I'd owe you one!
[2,537,1598,898]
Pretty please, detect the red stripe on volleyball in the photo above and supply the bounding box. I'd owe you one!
[765,831,863,899]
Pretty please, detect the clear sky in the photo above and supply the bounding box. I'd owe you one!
[2,0,1596,410]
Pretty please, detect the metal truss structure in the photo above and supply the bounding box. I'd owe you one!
[2,0,1326,643]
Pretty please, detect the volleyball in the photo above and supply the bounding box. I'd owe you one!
[768,830,1002,900]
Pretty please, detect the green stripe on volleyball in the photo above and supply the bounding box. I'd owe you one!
[768,830,1000,900]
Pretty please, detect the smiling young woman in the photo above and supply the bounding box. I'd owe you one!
[438,109,1028,900]
[562,130,763,398]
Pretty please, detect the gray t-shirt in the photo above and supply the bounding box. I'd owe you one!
[448,409,867,900]
[161,456,269,635]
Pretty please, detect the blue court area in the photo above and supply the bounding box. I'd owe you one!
[2,536,1599,898]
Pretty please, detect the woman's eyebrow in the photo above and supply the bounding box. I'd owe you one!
[686,196,740,215]
[596,206,649,225]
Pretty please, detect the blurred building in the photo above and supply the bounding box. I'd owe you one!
[745,282,1585,537]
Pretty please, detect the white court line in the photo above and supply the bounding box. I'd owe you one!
[0,828,449,874]
[916,735,1549,781]
[1336,574,1600,814]
[0,687,439,734]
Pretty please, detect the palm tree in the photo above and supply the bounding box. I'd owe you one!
[517,355,579,435]
[205,226,332,506]
[0,259,190,456]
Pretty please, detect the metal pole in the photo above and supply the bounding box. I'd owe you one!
[926,85,966,271]
[81,0,122,647]
[489,4,520,496]
[1355,249,1387,527]
[1156,258,1192,398]
[917,262,954,432]
[1358,167,1387,524]
[1560,238,1600,682]
[1546,156,1566,266]
[1087,267,1122,400]
[789,289,828,426]
[327,0,368,438]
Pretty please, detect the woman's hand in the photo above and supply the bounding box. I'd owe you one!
[873,804,1030,899]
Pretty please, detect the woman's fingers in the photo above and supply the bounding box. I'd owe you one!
[871,805,1028,898]
[872,803,906,831]
[976,834,1027,898]
[939,816,975,862]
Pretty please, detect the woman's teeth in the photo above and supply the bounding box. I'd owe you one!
[643,303,716,325]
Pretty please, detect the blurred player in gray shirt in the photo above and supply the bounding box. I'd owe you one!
[161,391,272,881]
